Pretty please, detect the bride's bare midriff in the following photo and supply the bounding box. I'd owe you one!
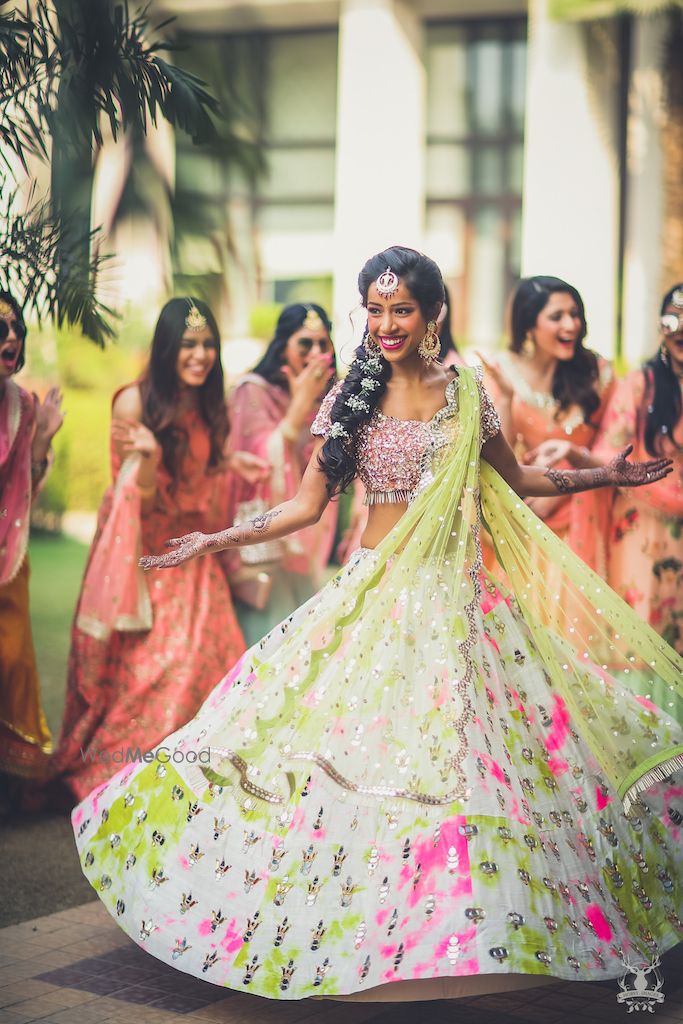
[359,502,409,549]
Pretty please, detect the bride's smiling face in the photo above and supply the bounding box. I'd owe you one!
[366,281,438,363]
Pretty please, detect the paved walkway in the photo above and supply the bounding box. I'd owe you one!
[0,902,681,1024]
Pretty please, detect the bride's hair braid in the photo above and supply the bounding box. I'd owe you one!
[318,245,445,497]
[318,341,390,496]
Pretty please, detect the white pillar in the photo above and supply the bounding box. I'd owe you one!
[91,119,175,320]
[332,0,425,358]
[622,14,666,368]
[521,0,620,358]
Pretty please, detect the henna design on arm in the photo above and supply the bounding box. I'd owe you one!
[545,445,672,495]
[545,465,609,494]
[206,509,283,550]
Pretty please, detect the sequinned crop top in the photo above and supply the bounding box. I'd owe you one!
[311,370,501,505]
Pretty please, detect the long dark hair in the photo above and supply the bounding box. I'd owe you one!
[139,298,227,481]
[438,284,458,362]
[510,276,601,423]
[318,246,445,497]
[643,282,683,456]
[0,290,26,374]
[252,303,335,387]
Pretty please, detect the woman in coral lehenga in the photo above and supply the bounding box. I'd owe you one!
[594,284,683,654]
[482,276,614,579]
[54,299,266,800]
[0,291,63,784]
[72,250,681,1002]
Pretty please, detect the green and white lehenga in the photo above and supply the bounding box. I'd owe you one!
[72,368,682,1000]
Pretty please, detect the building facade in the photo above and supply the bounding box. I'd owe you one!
[136,0,670,363]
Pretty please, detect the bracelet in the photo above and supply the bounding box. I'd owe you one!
[31,457,49,482]
[136,482,157,498]
[280,421,299,443]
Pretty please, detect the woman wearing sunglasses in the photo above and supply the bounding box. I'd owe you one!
[594,283,683,654]
[0,290,64,789]
[226,303,338,644]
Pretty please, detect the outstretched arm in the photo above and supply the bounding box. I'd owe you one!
[140,438,331,569]
[481,428,672,498]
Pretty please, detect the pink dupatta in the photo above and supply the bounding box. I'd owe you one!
[227,374,336,579]
[0,381,34,586]
[76,399,152,641]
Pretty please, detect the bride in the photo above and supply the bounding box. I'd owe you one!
[72,247,682,1001]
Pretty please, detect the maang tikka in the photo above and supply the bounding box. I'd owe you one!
[185,299,207,332]
[375,268,399,299]
[303,306,325,332]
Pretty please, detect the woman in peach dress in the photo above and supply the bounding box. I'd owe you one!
[594,283,683,654]
[54,299,266,799]
[482,276,614,577]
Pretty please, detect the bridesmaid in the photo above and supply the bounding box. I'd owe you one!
[482,275,615,576]
[594,283,683,653]
[226,303,338,645]
[54,298,266,799]
[0,291,63,786]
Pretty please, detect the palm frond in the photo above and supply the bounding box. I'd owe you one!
[0,175,117,345]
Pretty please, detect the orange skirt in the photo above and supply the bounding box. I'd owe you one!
[0,557,52,778]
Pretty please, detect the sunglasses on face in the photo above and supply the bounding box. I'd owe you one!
[297,336,331,356]
[660,313,683,335]
[0,319,26,342]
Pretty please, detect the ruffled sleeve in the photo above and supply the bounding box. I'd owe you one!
[475,371,502,444]
[311,380,344,437]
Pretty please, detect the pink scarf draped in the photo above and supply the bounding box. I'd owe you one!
[0,381,34,586]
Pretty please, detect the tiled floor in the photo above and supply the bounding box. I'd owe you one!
[0,902,681,1024]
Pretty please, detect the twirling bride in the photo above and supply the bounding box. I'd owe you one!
[72,247,682,1002]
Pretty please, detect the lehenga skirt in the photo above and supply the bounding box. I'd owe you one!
[71,549,683,1000]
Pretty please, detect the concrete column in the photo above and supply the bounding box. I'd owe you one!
[622,13,666,368]
[521,0,620,359]
[91,119,174,320]
[332,0,425,357]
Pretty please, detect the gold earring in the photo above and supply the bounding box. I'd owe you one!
[364,331,382,358]
[418,320,440,362]
[521,333,536,360]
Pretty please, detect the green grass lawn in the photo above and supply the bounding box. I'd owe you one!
[28,532,89,738]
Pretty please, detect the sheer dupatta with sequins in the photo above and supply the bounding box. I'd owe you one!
[197,367,682,814]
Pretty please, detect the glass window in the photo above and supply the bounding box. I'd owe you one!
[172,29,338,322]
[425,144,470,199]
[426,19,527,345]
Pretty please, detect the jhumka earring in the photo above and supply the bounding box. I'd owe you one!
[185,299,207,332]
[521,332,536,360]
[660,342,670,366]
[418,320,440,362]
[364,330,382,358]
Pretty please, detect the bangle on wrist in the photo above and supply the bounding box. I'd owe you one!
[281,421,299,443]
[31,457,49,483]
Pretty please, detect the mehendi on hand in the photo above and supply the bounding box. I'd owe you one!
[545,445,672,495]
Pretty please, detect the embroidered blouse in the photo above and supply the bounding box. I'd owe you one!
[311,370,501,504]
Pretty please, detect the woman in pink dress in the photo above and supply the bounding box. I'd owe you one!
[227,303,338,645]
[0,291,64,785]
[594,283,683,654]
[54,298,266,799]
[482,276,614,577]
